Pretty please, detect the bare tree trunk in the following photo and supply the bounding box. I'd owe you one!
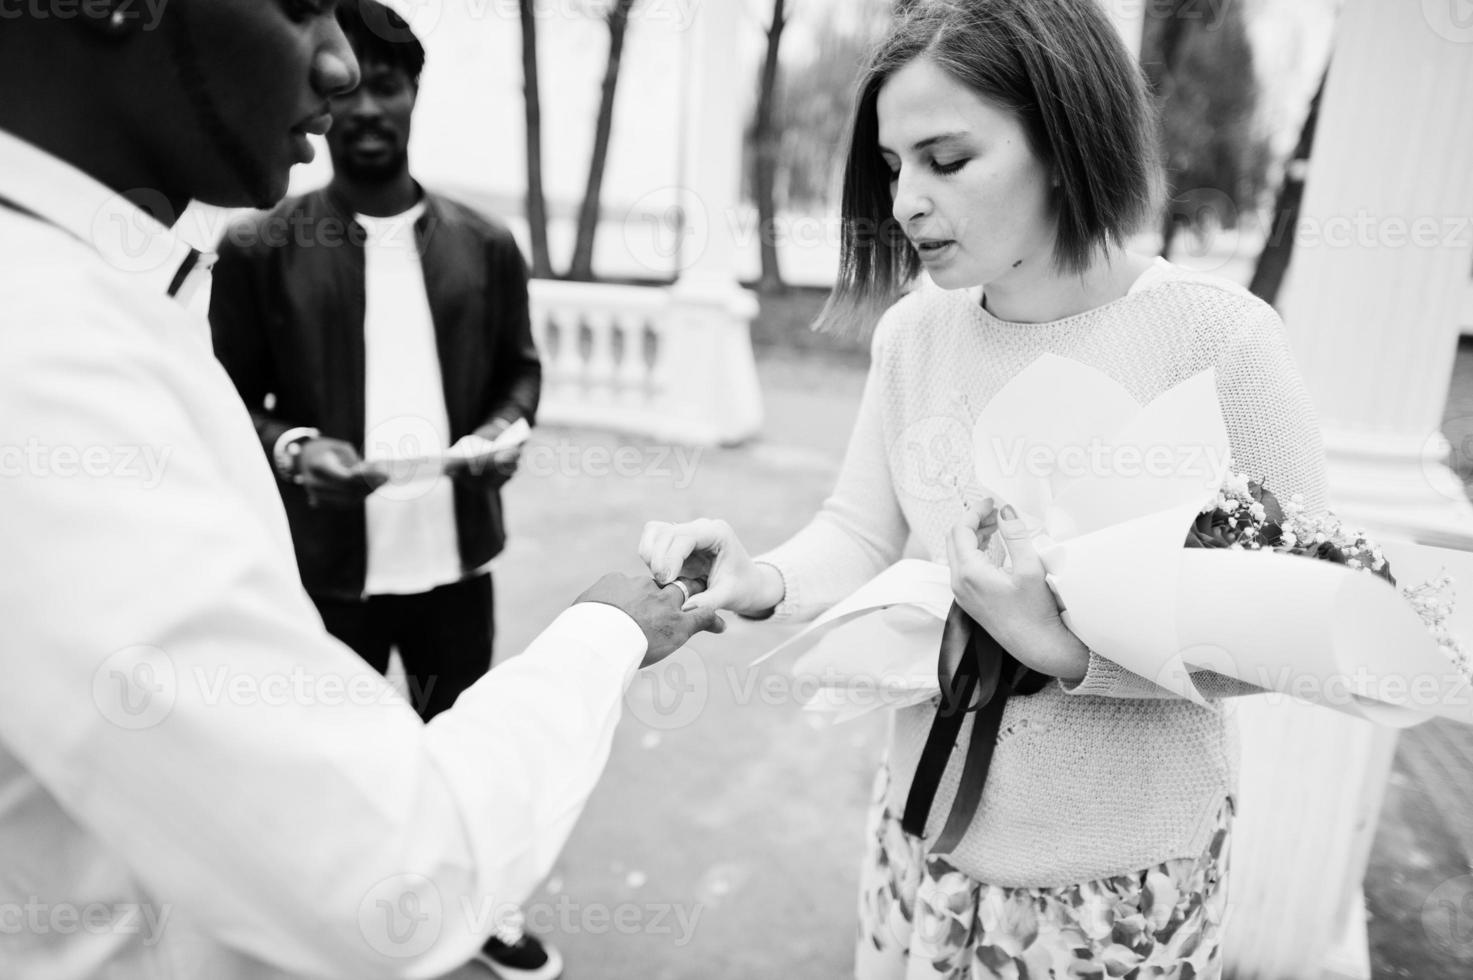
[1249,69,1327,307]
[1160,207,1179,259]
[518,0,553,278]
[753,0,788,294]
[568,0,637,282]
[1145,0,1192,259]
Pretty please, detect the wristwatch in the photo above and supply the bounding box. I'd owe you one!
[272,427,321,484]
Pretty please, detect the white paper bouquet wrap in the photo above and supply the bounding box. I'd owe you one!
[757,354,1473,728]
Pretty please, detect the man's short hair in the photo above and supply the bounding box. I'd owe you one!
[336,0,427,83]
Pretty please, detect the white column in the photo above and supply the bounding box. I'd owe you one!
[657,0,764,446]
[1228,3,1473,978]
[1099,0,1144,59]
[1276,0,1473,545]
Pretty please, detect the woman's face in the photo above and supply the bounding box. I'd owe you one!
[876,56,1056,292]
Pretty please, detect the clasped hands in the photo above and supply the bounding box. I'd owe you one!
[637,502,1090,682]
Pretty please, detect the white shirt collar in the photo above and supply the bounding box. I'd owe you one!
[0,127,216,303]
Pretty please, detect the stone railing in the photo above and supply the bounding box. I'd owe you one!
[528,278,763,447]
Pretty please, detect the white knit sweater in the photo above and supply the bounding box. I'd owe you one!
[758,261,1328,887]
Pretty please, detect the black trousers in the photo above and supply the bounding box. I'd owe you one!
[313,572,494,722]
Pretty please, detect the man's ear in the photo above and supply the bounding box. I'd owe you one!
[78,1,138,38]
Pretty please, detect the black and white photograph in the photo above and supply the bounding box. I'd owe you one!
[2,0,1473,977]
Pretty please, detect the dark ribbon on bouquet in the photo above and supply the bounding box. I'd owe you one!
[901,600,1048,854]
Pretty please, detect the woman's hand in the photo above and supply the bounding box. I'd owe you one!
[639,518,785,617]
[946,502,1090,682]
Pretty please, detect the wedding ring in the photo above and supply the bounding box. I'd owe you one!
[661,577,707,605]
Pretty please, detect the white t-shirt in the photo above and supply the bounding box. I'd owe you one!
[358,201,463,595]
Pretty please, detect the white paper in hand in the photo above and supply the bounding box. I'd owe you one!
[750,560,954,722]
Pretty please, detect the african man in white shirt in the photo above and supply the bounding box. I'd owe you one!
[208,4,564,975]
[0,3,722,979]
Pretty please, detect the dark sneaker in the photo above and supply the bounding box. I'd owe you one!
[473,912,563,980]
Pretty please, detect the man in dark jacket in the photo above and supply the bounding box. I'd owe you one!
[210,4,557,976]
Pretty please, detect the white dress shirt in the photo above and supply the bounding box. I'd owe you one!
[0,128,647,980]
[357,203,464,596]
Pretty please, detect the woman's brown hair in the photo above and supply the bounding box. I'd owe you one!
[816,0,1163,336]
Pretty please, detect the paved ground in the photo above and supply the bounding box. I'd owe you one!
[475,349,876,979]
[458,333,1473,979]
[1365,340,1473,980]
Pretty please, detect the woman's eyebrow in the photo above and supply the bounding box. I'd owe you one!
[877,132,971,156]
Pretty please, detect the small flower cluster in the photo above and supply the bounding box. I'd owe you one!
[1189,473,1390,580]
[1402,573,1469,681]
[1193,473,1467,681]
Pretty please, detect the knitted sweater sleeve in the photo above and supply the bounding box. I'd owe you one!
[753,314,911,622]
[1062,295,1330,700]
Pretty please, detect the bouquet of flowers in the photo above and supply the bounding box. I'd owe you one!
[755,352,1473,850]
[1188,473,1468,685]
[757,353,1473,727]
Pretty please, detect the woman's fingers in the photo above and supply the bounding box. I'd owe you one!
[659,533,698,584]
[684,571,744,614]
[998,504,1044,580]
[640,518,735,584]
[947,521,999,589]
[975,502,999,551]
[637,521,666,570]
[640,520,689,581]
[947,520,981,565]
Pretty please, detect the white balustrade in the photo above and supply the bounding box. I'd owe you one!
[529,278,758,444]
[525,277,762,445]
[519,1,765,447]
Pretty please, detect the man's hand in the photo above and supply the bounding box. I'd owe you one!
[445,421,523,489]
[444,444,521,488]
[576,573,726,668]
[296,437,387,508]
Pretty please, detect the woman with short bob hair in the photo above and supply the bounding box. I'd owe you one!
[642,0,1327,974]
[820,0,1164,336]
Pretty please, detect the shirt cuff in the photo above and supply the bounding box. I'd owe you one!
[561,601,648,686]
[270,426,320,480]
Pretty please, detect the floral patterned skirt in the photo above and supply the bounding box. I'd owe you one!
[855,767,1233,980]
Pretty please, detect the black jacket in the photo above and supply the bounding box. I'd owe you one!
[209,186,541,600]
